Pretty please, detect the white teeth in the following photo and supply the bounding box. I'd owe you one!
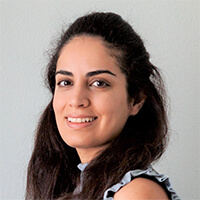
[68,117,96,123]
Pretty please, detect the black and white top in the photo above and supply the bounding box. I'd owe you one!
[77,163,180,200]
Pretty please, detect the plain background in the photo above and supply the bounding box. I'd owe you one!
[0,0,199,199]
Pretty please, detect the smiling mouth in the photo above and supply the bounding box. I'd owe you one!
[67,117,97,123]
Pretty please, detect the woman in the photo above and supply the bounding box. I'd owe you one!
[26,12,180,199]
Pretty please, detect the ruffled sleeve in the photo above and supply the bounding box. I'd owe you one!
[103,166,180,200]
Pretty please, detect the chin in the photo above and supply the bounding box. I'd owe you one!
[61,137,92,148]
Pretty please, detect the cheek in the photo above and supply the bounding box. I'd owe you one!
[94,90,129,117]
[53,93,66,137]
[53,92,66,115]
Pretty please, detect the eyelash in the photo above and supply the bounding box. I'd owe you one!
[57,80,73,87]
[90,80,110,88]
[57,79,110,88]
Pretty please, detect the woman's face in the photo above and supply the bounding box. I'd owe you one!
[53,36,138,159]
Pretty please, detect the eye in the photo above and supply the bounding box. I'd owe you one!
[57,80,73,87]
[91,80,110,88]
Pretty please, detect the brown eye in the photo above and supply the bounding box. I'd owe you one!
[58,80,72,87]
[91,80,110,88]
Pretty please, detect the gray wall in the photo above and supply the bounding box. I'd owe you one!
[0,0,199,199]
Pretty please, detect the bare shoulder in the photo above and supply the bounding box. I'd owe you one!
[113,177,169,200]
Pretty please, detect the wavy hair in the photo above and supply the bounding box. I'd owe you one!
[26,12,168,200]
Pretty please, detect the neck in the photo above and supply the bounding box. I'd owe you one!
[76,145,108,163]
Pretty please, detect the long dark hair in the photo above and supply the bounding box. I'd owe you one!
[26,12,168,200]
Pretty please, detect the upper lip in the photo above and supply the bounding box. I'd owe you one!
[66,115,97,118]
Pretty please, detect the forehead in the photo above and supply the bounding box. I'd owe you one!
[60,35,109,54]
[56,36,122,73]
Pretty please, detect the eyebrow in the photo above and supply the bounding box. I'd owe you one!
[55,70,116,77]
[55,70,73,76]
[86,70,116,77]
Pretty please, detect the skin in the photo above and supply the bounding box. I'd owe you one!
[53,36,142,163]
[114,178,169,200]
[53,35,168,199]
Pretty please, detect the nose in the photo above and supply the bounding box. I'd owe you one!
[69,86,90,108]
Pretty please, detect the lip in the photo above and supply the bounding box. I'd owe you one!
[66,114,97,118]
[65,115,97,130]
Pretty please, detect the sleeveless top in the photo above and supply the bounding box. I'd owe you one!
[77,163,180,200]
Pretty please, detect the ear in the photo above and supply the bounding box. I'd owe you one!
[128,97,146,116]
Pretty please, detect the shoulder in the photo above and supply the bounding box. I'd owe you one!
[113,177,169,200]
